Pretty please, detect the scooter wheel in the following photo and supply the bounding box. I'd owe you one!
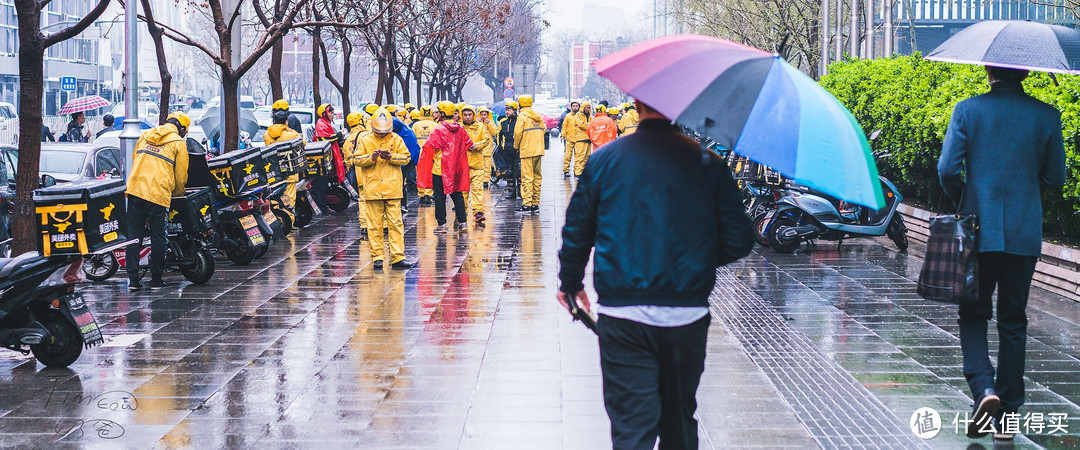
[752,212,771,247]
[180,248,215,284]
[294,200,313,228]
[30,312,83,368]
[766,216,802,254]
[887,215,909,252]
[326,186,350,213]
[222,223,256,266]
[82,253,119,282]
[254,241,268,259]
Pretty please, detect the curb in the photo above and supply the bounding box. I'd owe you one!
[898,204,1080,302]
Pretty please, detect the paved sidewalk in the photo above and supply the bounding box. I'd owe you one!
[0,146,1076,448]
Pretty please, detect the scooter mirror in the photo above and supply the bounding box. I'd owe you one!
[868,129,882,141]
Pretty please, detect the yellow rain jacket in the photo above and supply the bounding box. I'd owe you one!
[126,123,189,207]
[513,107,546,158]
[620,109,639,135]
[462,120,492,170]
[340,127,365,170]
[355,132,411,200]
[562,111,589,143]
[264,123,303,146]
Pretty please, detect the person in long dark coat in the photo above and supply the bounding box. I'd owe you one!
[938,66,1066,441]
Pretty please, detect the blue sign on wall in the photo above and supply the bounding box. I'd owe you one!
[61,77,76,91]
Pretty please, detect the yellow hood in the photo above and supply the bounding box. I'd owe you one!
[266,124,292,140]
[519,107,542,123]
[143,124,183,147]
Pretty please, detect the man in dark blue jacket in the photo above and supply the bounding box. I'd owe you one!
[558,99,753,449]
[939,66,1066,441]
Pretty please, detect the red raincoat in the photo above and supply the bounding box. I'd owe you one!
[418,120,472,194]
[586,114,619,149]
[314,117,346,183]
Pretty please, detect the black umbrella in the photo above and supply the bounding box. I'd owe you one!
[927,20,1080,74]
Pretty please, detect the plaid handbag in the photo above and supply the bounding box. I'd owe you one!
[917,214,979,304]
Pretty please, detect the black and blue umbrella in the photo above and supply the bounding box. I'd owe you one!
[927,20,1080,74]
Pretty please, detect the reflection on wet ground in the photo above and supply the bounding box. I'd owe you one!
[1,148,1078,448]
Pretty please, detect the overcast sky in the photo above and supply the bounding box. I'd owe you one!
[542,0,652,36]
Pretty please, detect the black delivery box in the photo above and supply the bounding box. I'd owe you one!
[270,138,304,177]
[169,187,217,236]
[207,146,267,197]
[33,178,127,256]
[304,140,332,177]
[260,144,283,185]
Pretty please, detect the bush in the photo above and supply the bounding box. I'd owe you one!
[820,55,1080,240]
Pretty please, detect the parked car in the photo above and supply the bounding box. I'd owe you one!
[0,144,14,256]
[30,143,125,184]
[110,102,160,121]
[0,102,17,120]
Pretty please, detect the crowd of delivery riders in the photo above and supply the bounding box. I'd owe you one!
[121,95,639,283]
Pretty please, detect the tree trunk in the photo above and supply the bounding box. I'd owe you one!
[221,71,241,153]
[11,4,43,255]
[341,46,351,115]
[142,0,171,125]
[269,39,283,100]
[375,57,386,104]
[414,70,422,105]
[311,28,322,106]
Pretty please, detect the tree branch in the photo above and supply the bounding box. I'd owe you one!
[43,0,112,46]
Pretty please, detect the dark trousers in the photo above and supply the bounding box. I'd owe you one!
[598,314,710,450]
[403,162,417,193]
[125,196,167,281]
[959,252,1038,413]
[432,174,466,225]
[311,175,329,211]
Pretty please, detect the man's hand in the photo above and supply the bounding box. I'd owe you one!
[370,152,379,162]
[380,150,392,160]
[557,290,590,313]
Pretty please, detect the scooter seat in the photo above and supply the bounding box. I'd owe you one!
[0,252,41,279]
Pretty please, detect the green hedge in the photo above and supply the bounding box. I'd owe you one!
[820,55,1080,239]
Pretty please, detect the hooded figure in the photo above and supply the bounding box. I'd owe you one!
[356,108,412,269]
[586,105,619,149]
[265,100,304,226]
[125,111,191,290]
[418,100,474,231]
[341,111,370,234]
[620,104,639,135]
[314,103,346,184]
[513,95,546,212]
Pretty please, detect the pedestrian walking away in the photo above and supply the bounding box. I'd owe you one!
[587,105,619,150]
[558,99,753,450]
[461,105,492,226]
[125,111,192,291]
[938,66,1066,441]
[356,108,413,270]
[513,95,546,212]
[418,101,473,233]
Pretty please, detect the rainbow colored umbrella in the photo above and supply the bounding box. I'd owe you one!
[593,34,884,209]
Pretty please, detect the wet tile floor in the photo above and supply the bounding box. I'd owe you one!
[2,146,1079,449]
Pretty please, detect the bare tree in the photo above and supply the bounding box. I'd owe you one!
[671,0,822,76]
[10,0,112,254]
[139,0,173,124]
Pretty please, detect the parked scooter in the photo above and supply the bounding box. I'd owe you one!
[764,164,908,253]
[0,253,102,367]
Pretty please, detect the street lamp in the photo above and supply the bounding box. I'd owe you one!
[120,0,139,178]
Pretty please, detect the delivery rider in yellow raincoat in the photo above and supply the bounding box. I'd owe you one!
[125,111,191,290]
[354,108,413,270]
[341,111,369,240]
[460,105,492,226]
[513,95,546,212]
[478,107,499,186]
[263,100,305,227]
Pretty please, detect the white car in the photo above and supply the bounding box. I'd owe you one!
[0,102,17,119]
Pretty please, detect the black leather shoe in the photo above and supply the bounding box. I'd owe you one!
[391,260,413,269]
[968,388,1001,438]
[373,260,383,270]
[515,205,532,213]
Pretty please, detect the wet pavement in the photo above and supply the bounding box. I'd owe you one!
[2,143,1080,449]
